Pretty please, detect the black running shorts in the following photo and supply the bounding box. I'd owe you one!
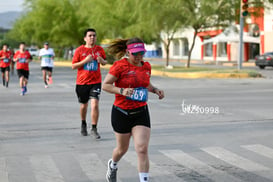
[41,66,53,72]
[17,69,29,79]
[111,105,151,134]
[75,83,101,103]
[1,67,10,73]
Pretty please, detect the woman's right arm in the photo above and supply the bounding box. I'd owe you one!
[103,73,134,96]
[102,73,121,94]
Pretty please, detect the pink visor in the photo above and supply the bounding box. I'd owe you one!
[127,43,146,53]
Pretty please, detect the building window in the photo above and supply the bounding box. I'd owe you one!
[173,39,180,56]
[182,38,189,56]
[204,43,213,57]
[217,42,227,57]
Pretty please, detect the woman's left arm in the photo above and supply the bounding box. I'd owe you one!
[147,83,164,100]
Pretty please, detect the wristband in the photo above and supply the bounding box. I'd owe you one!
[120,88,124,95]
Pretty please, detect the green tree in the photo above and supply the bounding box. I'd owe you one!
[120,0,273,67]
[122,0,186,66]
[91,0,186,66]
[7,0,273,63]
[175,0,235,68]
[172,0,273,68]
[77,0,121,40]
[7,0,85,48]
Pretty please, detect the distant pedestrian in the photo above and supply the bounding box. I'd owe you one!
[13,42,32,96]
[102,37,164,182]
[39,42,55,88]
[0,44,12,88]
[72,28,107,138]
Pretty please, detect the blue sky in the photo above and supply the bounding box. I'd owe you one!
[0,0,23,13]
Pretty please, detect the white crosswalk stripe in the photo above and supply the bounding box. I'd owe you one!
[57,83,72,88]
[160,149,243,182]
[242,144,273,159]
[74,153,107,181]
[0,157,8,182]
[201,146,270,172]
[29,155,65,182]
[1,144,273,182]
[123,151,185,182]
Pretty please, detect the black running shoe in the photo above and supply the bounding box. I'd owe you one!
[90,128,101,139]
[81,123,87,136]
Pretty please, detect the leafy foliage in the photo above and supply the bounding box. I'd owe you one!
[5,0,273,63]
[7,0,83,47]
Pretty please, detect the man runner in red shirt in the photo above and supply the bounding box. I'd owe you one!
[72,28,107,138]
[0,44,12,88]
[13,42,32,96]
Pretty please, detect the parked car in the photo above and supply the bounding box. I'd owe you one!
[255,52,273,69]
[27,48,39,57]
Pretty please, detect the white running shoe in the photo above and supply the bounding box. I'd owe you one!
[106,159,117,182]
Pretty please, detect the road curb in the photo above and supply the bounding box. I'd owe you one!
[151,70,250,79]
[53,61,253,79]
[54,62,72,67]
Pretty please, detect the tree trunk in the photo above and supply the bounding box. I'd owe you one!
[166,43,170,67]
[161,32,175,67]
[186,28,198,68]
[165,37,172,67]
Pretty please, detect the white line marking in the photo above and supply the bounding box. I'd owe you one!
[160,150,243,182]
[74,153,107,181]
[124,151,187,182]
[30,155,64,182]
[202,147,269,172]
[0,158,9,182]
[57,83,71,88]
[242,144,273,159]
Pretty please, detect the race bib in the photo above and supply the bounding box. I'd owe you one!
[84,60,98,71]
[19,58,26,63]
[44,57,51,64]
[3,58,9,63]
[126,87,148,102]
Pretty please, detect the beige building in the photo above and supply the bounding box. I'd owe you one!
[161,5,273,62]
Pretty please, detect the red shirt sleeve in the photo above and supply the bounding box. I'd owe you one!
[26,51,31,59]
[72,46,81,64]
[13,51,19,60]
[99,46,106,60]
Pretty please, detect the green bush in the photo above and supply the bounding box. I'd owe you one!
[248,71,262,78]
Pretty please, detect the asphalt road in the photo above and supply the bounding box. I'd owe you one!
[1,62,273,182]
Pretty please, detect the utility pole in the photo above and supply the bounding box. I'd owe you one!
[238,0,249,70]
